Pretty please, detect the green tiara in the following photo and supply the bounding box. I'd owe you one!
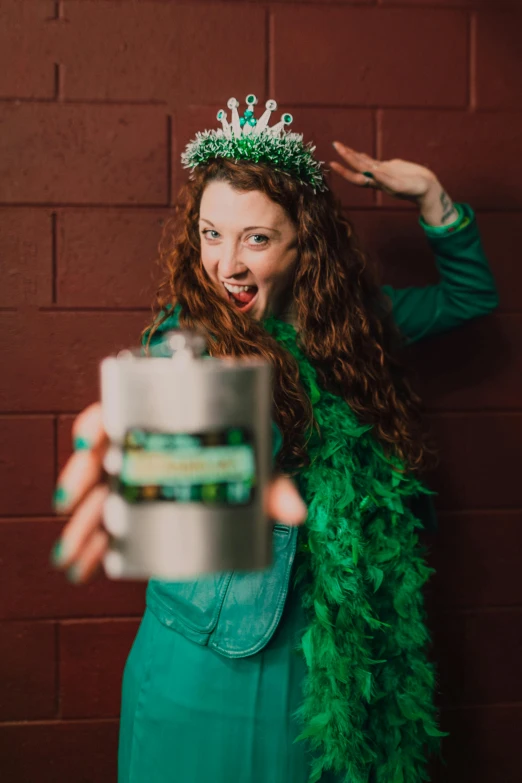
[181,94,327,193]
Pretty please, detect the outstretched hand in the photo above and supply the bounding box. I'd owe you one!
[52,403,308,584]
[330,141,440,202]
[330,141,460,227]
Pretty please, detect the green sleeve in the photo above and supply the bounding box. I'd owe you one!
[381,203,499,345]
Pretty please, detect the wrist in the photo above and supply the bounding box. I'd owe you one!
[417,177,442,206]
[418,180,459,227]
[420,202,466,236]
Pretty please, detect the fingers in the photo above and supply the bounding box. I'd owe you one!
[329,160,373,187]
[51,484,109,577]
[331,145,433,200]
[330,142,382,188]
[54,448,106,516]
[67,528,109,584]
[264,475,307,526]
[71,402,107,453]
[51,402,110,584]
[332,141,371,168]
[54,403,108,515]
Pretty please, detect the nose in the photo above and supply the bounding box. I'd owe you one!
[218,241,247,280]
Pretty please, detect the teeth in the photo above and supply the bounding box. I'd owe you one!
[223,282,256,294]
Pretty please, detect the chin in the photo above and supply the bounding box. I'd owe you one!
[251,300,271,322]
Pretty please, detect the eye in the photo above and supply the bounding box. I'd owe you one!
[248,234,269,246]
[202,229,220,240]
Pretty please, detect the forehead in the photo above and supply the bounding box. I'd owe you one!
[199,181,289,229]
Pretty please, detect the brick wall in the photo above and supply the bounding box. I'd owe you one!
[1,1,521,781]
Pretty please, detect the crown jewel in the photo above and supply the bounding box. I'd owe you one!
[181,95,326,193]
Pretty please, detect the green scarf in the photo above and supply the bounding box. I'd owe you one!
[264,316,445,783]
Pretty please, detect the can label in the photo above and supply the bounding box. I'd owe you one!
[116,428,256,505]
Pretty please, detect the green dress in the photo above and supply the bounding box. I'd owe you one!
[118,577,345,783]
[118,205,498,783]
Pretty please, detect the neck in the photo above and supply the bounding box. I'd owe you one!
[276,298,298,329]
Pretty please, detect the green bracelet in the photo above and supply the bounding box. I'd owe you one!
[419,202,467,236]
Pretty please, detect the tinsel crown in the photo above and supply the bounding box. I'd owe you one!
[181,94,327,193]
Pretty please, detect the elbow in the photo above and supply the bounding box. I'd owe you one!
[441,287,500,330]
[463,282,500,317]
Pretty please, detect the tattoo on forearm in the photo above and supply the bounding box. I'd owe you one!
[440,190,456,223]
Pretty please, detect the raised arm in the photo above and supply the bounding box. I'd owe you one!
[381,203,499,344]
[330,144,499,345]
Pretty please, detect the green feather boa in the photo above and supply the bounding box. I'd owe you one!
[264,316,446,783]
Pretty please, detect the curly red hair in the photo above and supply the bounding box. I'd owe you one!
[143,159,437,475]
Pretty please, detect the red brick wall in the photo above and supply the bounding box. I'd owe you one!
[1,1,521,781]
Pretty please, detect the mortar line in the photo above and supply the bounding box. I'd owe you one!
[0,98,487,112]
[2,203,522,213]
[166,114,173,207]
[53,412,59,486]
[375,108,383,207]
[51,211,58,305]
[55,621,61,719]
[0,98,166,107]
[53,64,60,101]
[469,11,477,112]
[265,6,271,98]
[267,7,275,97]
[38,306,150,313]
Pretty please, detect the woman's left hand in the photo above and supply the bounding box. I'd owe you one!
[330,142,440,201]
[329,141,459,226]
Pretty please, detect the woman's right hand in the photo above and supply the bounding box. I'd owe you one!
[50,402,110,583]
[51,403,308,585]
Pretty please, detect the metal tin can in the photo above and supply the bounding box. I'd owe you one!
[100,329,273,581]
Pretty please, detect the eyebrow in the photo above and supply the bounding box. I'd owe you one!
[200,218,281,235]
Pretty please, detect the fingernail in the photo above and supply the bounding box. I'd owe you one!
[53,485,68,510]
[50,539,66,567]
[332,141,340,150]
[362,171,375,179]
[66,564,81,584]
[73,435,90,450]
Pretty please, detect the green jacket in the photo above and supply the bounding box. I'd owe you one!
[144,203,499,657]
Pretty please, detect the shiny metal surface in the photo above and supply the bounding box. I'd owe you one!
[100,332,272,581]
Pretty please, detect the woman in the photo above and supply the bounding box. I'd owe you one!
[51,96,499,783]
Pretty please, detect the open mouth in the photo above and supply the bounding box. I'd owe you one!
[223,283,259,313]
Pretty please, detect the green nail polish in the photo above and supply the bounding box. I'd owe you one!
[50,539,65,567]
[362,171,375,179]
[73,435,90,450]
[53,486,68,508]
[66,565,81,584]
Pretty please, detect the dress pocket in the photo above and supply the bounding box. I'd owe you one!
[145,525,299,656]
[208,525,299,658]
[145,570,234,645]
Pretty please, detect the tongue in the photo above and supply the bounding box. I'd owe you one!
[231,288,257,305]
